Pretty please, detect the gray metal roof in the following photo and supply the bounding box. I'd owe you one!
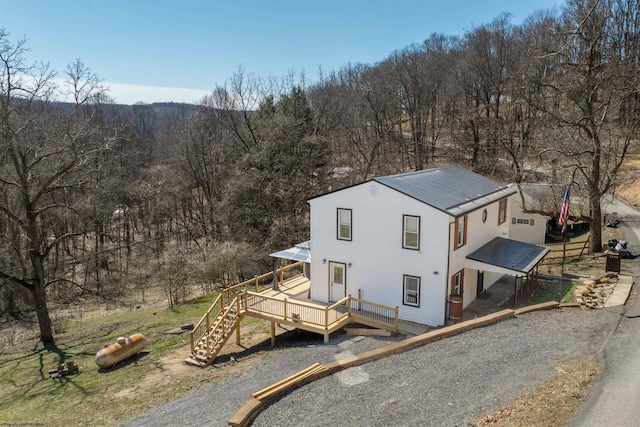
[375,165,515,217]
[269,241,311,263]
[466,237,550,274]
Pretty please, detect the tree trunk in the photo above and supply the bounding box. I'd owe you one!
[30,280,54,344]
[590,195,603,254]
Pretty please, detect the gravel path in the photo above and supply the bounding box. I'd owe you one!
[119,331,406,427]
[121,308,619,427]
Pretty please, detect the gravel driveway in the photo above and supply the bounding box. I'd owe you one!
[121,308,619,427]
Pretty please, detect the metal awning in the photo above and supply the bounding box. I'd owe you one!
[464,237,549,276]
[269,241,311,263]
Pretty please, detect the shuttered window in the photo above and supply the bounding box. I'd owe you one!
[454,215,468,250]
[451,270,464,296]
[498,199,508,225]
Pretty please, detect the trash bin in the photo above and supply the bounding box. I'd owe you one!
[606,252,621,273]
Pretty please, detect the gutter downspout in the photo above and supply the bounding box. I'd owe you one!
[445,218,455,325]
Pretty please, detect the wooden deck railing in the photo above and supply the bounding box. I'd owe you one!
[348,297,399,331]
[219,261,306,302]
[244,291,398,333]
[244,292,350,327]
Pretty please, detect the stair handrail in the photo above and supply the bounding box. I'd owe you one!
[190,294,224,353]
[348,297,399,331]
[200,295,242,360]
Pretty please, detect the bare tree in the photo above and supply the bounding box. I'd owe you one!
[0,30,113,344]
[531,0,640,253]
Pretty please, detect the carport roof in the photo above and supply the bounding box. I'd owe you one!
[269,241,311,263]
[465,237,549,276]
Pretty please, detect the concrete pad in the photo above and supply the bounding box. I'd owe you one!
[604,275,634,308]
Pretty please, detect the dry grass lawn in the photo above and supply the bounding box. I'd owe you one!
[473,360,599,427]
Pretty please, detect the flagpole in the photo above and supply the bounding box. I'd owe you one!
[558,185,571,302]
[559,222,567,301]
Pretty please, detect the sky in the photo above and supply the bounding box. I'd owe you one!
[1,0,564,105]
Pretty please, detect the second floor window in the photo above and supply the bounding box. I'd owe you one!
[403,215,420,250]
[337,208,352,241]
[498,199,508,225]
[454,215,467,250]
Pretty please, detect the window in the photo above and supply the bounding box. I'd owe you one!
[403,215,420,250]
[403,275,420,307]
[515,218,535,225]
[454,215,467,250]
[337,208,352,241]
[451,270,464,296]
[498,199,508,225]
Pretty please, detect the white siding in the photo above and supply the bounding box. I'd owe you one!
[310,182,450,326]
[508,195,547,244]
[447,201,511,308]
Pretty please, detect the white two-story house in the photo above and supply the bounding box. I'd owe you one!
[307,165,549,327]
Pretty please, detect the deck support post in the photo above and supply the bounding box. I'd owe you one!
[235,319,241,346]
[270,321,276,347]
[324,332,329,344]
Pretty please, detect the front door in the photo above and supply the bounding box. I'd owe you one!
[329,262,346,302]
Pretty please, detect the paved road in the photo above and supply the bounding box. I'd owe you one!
[567,199,640,427]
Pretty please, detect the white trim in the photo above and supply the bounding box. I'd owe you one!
[403,215,420,250]
[403,275,420,307]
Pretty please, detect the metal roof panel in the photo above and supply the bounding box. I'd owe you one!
[466,237,550,274]
[374,165,515,217]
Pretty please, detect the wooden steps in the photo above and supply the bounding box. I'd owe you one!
[184,300,243,367]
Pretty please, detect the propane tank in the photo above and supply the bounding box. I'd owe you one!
[95,333,148,368]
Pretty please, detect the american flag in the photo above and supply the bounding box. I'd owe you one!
[558,185,571,228]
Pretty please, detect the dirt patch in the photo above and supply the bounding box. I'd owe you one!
[617,153,640,208]
[472,359,598,427]
[112,328,276,401]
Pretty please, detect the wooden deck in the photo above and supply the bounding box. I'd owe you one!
[244,276,351,341]
[187,262,407,366]
[254,276,417,338]
[262,275,311,300]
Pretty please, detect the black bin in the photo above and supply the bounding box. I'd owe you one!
[606,252,621,273]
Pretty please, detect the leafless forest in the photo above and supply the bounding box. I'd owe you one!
[1,0,639,344]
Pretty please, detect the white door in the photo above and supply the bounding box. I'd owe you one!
[329,262,346,302]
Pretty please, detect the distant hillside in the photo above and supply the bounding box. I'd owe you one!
[51,100,199,138]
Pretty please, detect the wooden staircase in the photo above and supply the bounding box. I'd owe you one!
[185,295,244,367]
